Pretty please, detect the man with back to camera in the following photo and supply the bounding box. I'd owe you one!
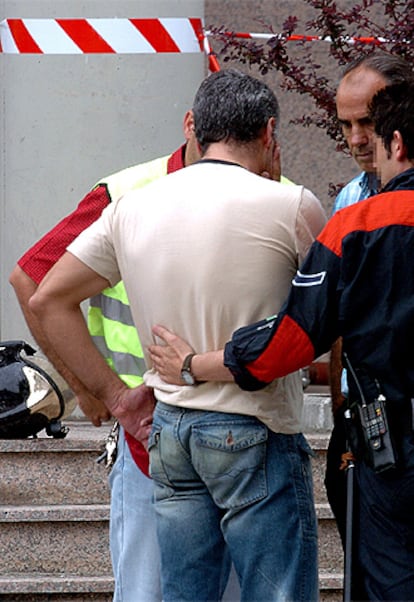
[27,69,326,601]
[9,108,241,601]
[150,79,414,601]
[151,54,414,600]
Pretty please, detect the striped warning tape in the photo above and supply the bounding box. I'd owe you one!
[0,19,393,55]
[206,30,388,46]
[0,18,205,54]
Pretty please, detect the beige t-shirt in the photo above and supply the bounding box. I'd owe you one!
[68,160,326,433]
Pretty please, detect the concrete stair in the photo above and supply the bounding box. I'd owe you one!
[0,423,113,601]
[0,392,345,601]
[309,432,344,602]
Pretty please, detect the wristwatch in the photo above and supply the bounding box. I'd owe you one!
[180,353,197,385]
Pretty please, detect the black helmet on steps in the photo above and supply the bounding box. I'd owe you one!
[0,340,73,439]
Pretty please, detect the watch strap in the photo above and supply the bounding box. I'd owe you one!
[182,352,196,375]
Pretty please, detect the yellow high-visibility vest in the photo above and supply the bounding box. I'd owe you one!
[87,155,170,385]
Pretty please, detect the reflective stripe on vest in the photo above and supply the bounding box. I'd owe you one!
[88,283,146,384]
[86,155,171,383]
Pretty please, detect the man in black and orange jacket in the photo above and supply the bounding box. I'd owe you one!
[223,81,414,600]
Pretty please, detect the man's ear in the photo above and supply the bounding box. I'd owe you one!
[393,130,407,161]
[183,110,195,141]
[264,117,276,149]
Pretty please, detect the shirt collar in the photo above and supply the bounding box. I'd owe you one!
[167,144,186,174]
[360,171,379,198]
[382,167,414,193]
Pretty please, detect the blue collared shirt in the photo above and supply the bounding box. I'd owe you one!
[332,171,378,394]
[332,171,378,214]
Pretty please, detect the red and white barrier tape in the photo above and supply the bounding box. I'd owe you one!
[2,17,387,70]
[206,30,387,46]
[0,18,205,54]
[203,34,220,72]
[0,19,392,56]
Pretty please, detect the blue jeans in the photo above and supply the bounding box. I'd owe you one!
[149,402,318,602]
[109,428,162,602]
[109,427,240,602]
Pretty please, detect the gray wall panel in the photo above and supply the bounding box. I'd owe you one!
[0,0,204,341]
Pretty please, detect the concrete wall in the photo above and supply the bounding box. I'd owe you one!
[0,0,204,341]
[1,0,390,344]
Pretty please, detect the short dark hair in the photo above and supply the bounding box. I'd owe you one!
[193,69,280,153]
[369,80,414,160]
[342,51,413,85]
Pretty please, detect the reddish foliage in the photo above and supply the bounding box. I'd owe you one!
[210,0,414,149]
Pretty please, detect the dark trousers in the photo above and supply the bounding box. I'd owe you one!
[357,435,414,601]
[325,411,368,601]
[326,411,414,600]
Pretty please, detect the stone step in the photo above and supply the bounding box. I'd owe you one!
[303,391,333,433]
[0,574,342,602]
[0,424,110,507]
[0,424,113,599]
[0,417,346,600]
[317,504,344,575]
[307,431,330,504]
[0,502,343,575]
[0,392,332,501]
[0,401,332,506]
[0,574,113,599]
[0,504,111,576]
[320,571,343,602]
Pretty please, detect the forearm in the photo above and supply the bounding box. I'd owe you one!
[149,325,233,385]
[191,350,233,382]
[29,294,155,440]
[27,253,129,413]
[10,265,97,400]
[32,299,125,411]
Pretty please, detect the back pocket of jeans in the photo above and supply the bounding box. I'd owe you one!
[191,421,268,509]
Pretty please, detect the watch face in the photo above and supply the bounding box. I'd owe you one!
[181,370,195,385]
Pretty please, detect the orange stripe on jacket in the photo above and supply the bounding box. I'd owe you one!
[319,190,414,257]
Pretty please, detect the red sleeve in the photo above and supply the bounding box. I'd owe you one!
[18,184,110,284]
